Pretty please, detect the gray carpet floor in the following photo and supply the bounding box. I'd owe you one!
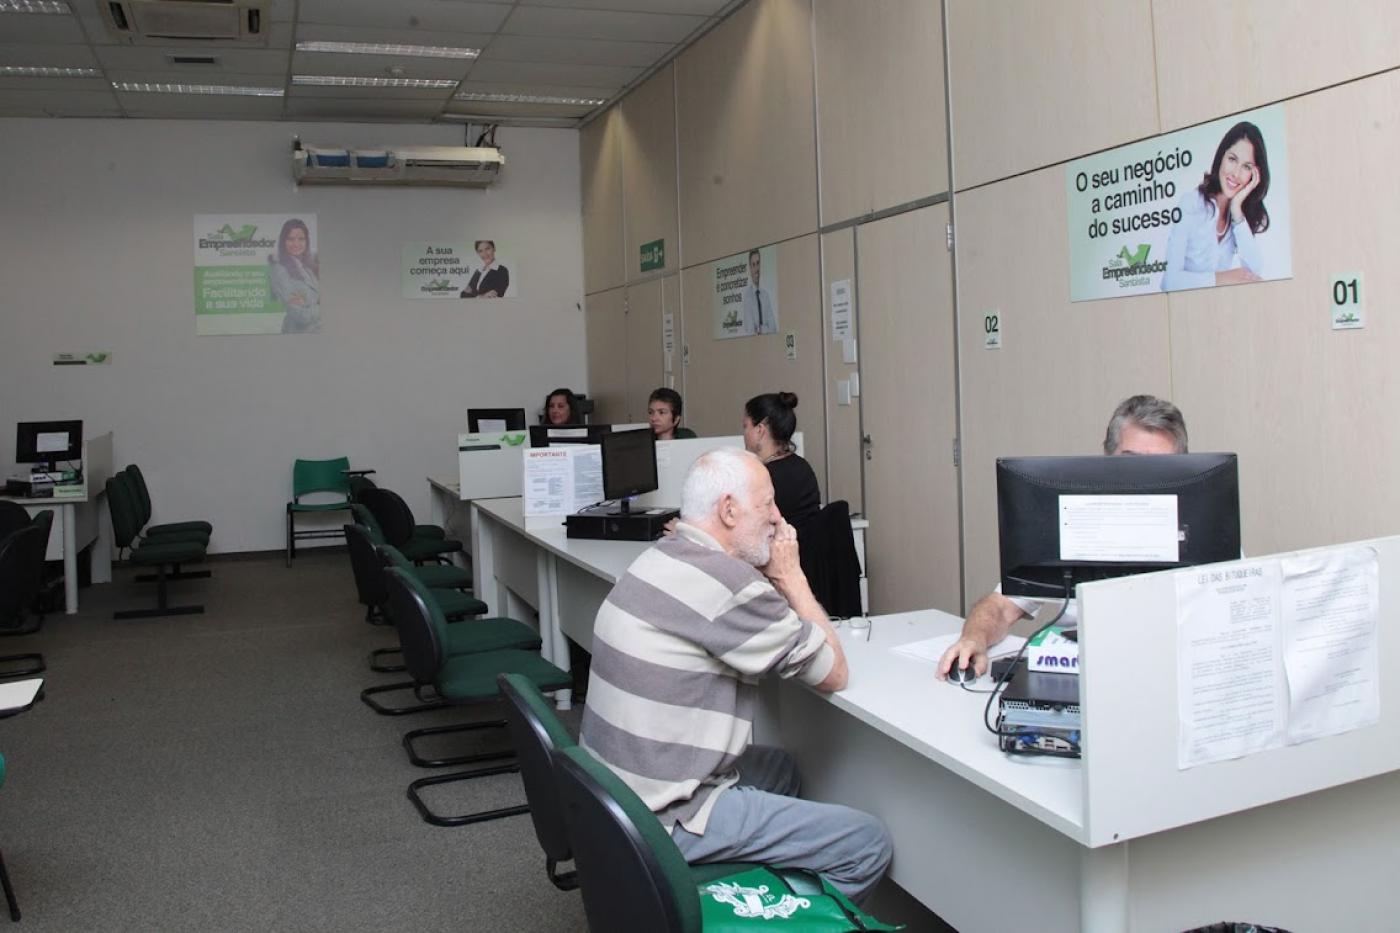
[0,550,588,932]
[0,549,948,932]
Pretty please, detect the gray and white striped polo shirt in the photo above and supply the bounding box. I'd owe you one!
[580,522,834,833]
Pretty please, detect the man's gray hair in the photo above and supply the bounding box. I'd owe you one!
[1102,394,1189,454]
[680,447,760,521]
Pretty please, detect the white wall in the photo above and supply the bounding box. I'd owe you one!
[0,118,586,553]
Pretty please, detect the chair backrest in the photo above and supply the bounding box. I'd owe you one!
[291,457,351,501]
[124,464,154,526]
[105,473,144,549]
[360,488,415,548]
[348,502,386,545]
[29,510,53,555]
[554,745,700,933]
[798,500,862,618]
[0,502,30,543]
[0,525,47,627]
[382,567,449,687]
[347,474,378,503]
[343,524,388,610]
[498,673,579,874]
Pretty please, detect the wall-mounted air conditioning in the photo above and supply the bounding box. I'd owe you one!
[293,145,506,189]
[101,0,269,45]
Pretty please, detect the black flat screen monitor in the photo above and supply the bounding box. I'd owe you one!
[529,424,613,448]
[468,408,527,433]
[996,453,1240,599]
[16,420,83,471]
[601,428,658,512]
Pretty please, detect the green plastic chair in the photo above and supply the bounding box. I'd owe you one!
[349,505,473,590]
[286,457,354,566]
[384,567,573,826]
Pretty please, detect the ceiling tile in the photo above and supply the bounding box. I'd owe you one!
[297,0,511,34]
[520,0,728,13]
[0,88,121,116]
[447,99,594,119]
[93,45,289,74]
[283,96,444,120]
[0,42,99,68]
[0,75,109,91]
[502,7,706,44]
[480,35,670,68]
[287,83,452,101]
[291,51,471,81]
[292,24,491,49]
[465,58,638,89]
[116,94,285,117]
[0,13,87,44]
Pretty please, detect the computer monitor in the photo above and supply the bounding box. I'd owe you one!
[528,424,614,448]
[996,452,1240,600]
[467,408,527,433]
[16,420,83,472]
[601,428,659,513]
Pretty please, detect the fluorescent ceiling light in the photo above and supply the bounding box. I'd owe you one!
[0,65,100,77]
[113,82,284,97]
[295,40,479,60]
[0,0,71,13]
[455,92,607,106]
[293,75,458,89]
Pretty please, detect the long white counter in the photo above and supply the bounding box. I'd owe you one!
[469,495,1400,931]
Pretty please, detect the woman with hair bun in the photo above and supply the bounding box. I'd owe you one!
[742,391,820,530]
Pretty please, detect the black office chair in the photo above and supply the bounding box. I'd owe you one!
[383,567,572,826]
[0,524,49,679]
[798,500,863,619]
[0,504,28,545]
[360,488,462,563]
[498,672,580,890]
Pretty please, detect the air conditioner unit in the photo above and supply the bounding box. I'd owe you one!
[101,0,269,44]
[292,145,506,189]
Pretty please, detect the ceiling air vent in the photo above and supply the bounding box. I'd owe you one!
[102,1,268,44]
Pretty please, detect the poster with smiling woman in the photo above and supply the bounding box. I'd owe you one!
[1065,104,1291,301]
[194,214,320,335]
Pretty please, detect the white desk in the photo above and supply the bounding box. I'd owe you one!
[470,505,1400,930]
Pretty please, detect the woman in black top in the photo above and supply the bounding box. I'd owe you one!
[742,391,820,529]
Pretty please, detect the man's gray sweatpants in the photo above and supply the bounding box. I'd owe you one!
[670,745,893,904]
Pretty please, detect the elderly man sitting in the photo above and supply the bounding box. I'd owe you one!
[580,446,892,903]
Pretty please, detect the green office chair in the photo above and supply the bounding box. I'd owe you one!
[286,456,354,567]
[498,673,580,891]
[383,567,572,826]
[0,754,21,921]
[361,488,463,563]
[106,473,207,619]
[0,523,48,679]
[122,466,211,584]
[349,505,473,591]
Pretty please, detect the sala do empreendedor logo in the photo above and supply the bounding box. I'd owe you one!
[199,223,277,256]
[1101,242,1166,287]
[422,278,455,294]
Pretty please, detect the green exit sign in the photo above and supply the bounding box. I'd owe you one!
[640,238,665,272]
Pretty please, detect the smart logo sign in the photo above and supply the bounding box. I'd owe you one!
[1064,103,1292,302]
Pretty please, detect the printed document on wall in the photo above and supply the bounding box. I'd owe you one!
[1175,561,1286,769]
[1280,546,1379,743]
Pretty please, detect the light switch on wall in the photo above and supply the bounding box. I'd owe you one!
[836,380,852,406]
[849,371,859,397]
[842,339,858,364]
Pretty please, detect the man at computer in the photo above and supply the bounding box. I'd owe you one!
[937,394,1189,681]
[580,447,892,903]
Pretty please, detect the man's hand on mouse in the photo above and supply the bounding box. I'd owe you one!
[937,637,989,681]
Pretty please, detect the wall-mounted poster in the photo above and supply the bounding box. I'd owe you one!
[1065,104,1291,301]
[402,239,520,300]
[713,245,779,339]
[194,214,320,335]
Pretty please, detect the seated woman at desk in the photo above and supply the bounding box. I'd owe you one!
[542,388,582,426]
[647,388,696,441]
[743,391,819,530]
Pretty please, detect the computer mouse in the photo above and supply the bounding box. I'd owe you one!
[947,663,977,685]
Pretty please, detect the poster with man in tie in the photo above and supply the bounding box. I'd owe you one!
[713,245,779,339]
